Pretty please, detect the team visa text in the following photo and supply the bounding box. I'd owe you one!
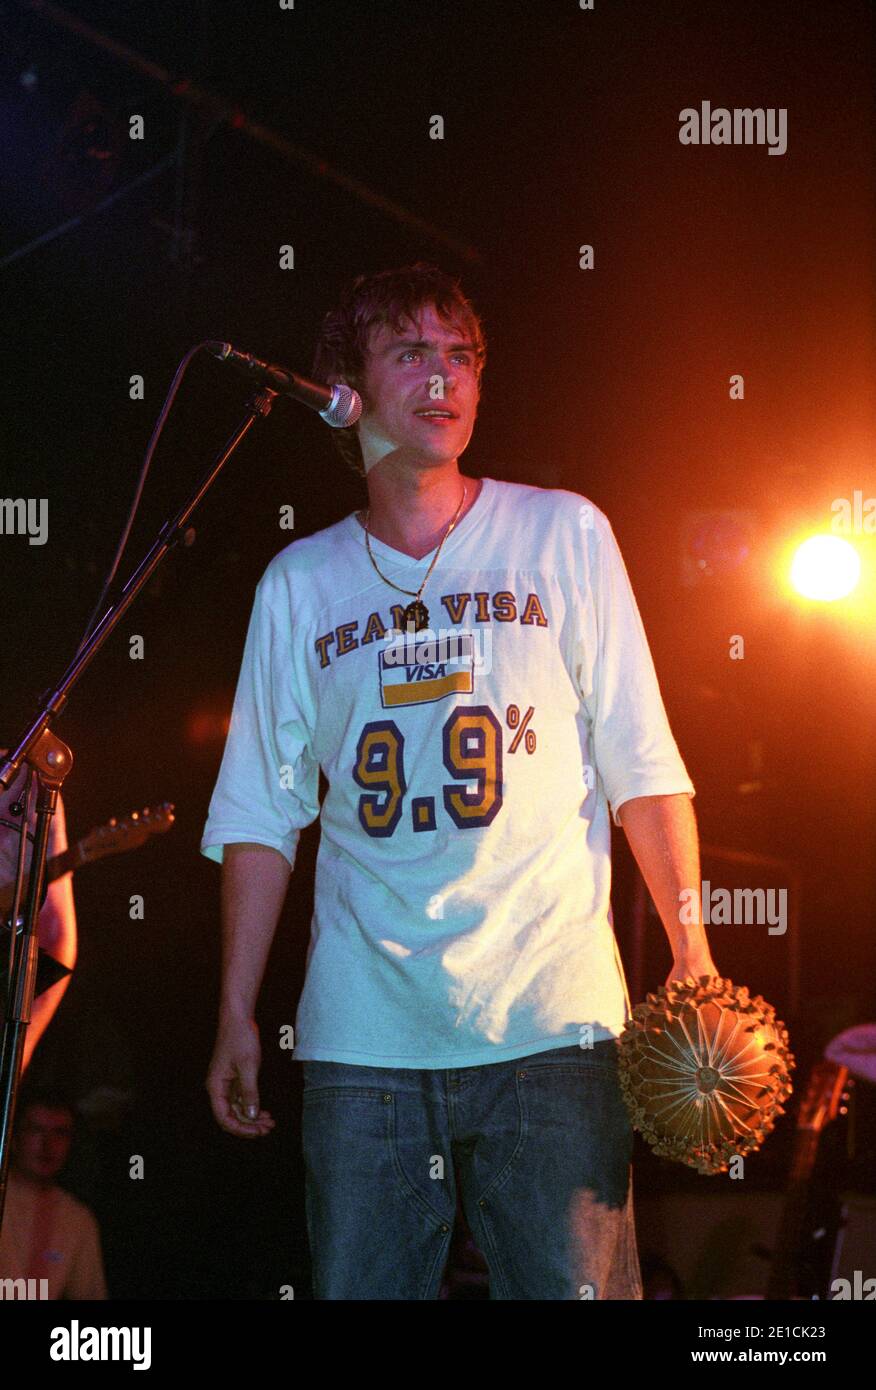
[314,592,550,669]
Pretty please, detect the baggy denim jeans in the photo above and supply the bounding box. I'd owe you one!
[301,1039,643,1300]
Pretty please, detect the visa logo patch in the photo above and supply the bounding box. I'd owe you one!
[379,632,475,707]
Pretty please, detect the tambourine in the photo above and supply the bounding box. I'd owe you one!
[617,975,795,1175]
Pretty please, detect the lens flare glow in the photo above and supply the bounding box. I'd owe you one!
[789,535,861,602]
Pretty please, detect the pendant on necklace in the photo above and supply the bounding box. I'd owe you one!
[403,599,429,633]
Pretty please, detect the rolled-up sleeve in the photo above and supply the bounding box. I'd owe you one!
[200,580,320,869]
[574,510,695,827]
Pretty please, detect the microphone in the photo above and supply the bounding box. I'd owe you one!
[205,341,362,428]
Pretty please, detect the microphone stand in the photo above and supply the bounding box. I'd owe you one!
[0,383,279,1231]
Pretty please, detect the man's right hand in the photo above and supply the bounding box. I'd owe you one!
[206,1015,276,1138]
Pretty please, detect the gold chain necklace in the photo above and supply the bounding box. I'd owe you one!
[363,481,467,633]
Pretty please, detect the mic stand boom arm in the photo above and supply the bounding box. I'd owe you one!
[0,384,279,1232]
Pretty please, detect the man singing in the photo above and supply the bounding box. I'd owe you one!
[201,263,717,1300]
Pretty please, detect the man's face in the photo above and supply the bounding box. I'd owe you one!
[354,303,481,472]
[13,1105,73,1182]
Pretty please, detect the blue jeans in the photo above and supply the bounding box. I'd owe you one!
[301,1040,642,1300]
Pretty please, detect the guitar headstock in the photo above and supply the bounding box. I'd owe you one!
[79,802,175,863]
[798,1059,851,1133]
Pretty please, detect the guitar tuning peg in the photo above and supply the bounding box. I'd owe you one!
[143,806,151,817]
[108,817,117,827]
[130,811,139,820]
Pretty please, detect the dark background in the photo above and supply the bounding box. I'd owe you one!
[1,0,874,1298]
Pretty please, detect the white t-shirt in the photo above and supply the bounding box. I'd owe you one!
[200,477,694,1067]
